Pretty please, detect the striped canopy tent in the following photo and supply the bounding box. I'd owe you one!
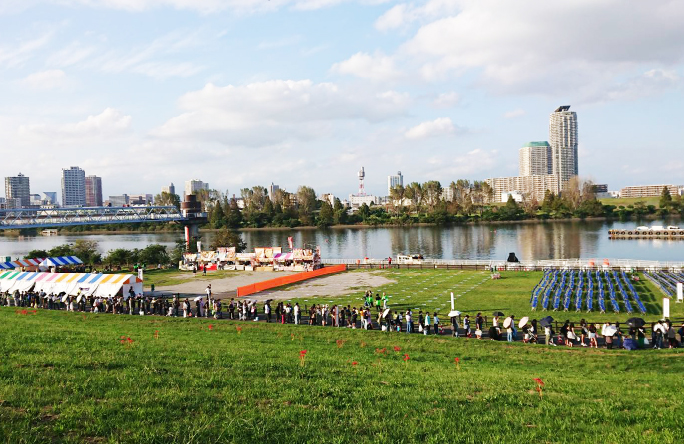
[274,253,294,262]
[0,272,142,297]
[38,256,83,270]
[0,258,43,270]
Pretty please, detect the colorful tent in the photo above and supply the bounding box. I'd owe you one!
[0,256,83,270]
[38,256,83,270]
[0,272,142,297]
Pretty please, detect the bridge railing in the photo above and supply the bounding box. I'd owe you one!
[0,206,186,229]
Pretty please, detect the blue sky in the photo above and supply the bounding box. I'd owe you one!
[1,0,683,201]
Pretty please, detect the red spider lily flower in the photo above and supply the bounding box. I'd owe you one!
[336,339,346,348]
[454,357,461,370]
[352,361,358,366]
[299,350,308,366]
[126,337,134,344]
[393,346,401,352]
[299,350,308,357]
[533,378,545,399]
[403,354,410,362]
[375,348,387,354]
[236,326,242,334]
[208,324,214,330]
[154,330,159,339]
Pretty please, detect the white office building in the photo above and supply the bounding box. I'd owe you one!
[184,180,208,198]
[519,142,552,177]
[61,166,86,207]
[387,171,403,196]
[549,106,578,190]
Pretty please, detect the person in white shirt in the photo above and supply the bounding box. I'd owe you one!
[294,303,300,324]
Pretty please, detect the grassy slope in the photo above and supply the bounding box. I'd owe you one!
[0,309,683,444]
[598,197,660,208]
[279,269,682,324]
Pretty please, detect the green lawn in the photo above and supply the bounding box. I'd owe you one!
[598,197,660,208]
[279,269,681,325]
[0,309,682,443]
[131,268,242,289]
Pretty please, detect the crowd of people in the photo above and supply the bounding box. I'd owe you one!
[2,285,683,349]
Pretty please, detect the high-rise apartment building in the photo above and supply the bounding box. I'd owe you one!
[161,183,176,196]
[61,166,86,207]
[549,105,578,189]
[184,180,208,198]
[387,171,403,196]
[268,183,280,201]
[519,142,552,177]
[4,173,31,208]
[485,175,560,203]
[85,175,103,206]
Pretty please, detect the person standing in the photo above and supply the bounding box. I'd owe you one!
[451,314,459,338]
[265,301,271,323]
[506,316,515,342]
[294,303,301,325]
[405,310,413,333]
[418,311,424,334]
[424,312,431,335]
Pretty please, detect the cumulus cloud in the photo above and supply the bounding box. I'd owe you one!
[385,0,684,98]
[152,79,410,146]
[18,108,132,141]
[503,108,525,119]
[19,69,67,90]
[432,92,460,108]
[405,117,456,139]
[331,52,401,81]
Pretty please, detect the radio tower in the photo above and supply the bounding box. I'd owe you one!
[358,166,366,196]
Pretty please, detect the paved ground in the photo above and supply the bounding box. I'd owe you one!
[153,270,395,300]
[250,271,396,302]
[154,271,299,297]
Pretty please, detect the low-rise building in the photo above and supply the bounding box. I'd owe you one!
[619,184,679,198]
[486,175,559,203]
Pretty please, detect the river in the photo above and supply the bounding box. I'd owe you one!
[0,218,682,262]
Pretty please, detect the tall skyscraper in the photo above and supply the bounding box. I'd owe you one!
[268,182,280,201]
[387,171,403,196]
[85,175,103,206]
[61,166,86,207]
[549,105,578,189]
[161,183,176,196]
[519,142,551,177]
[4,173,30,208]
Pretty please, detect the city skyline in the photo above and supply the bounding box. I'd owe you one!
[1,2,684,198]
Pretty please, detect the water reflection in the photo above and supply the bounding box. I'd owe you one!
[0,218,682,261]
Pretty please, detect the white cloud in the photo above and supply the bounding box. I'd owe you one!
[257,35,303,50]
[432,91,459,108]
[375,0,458,31]
[46,42,96,67]
[382,0,684,98]
[152,79,409,146]
[580,69,681,104]
[503,108,525,119]
[18,108,132,141]
[331,52,401,81]
[405,117,456,139]
[423,148,498,178]
[19,69,67,90]
[0,32,53,68]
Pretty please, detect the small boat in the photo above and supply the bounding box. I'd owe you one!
[40,229,58,236]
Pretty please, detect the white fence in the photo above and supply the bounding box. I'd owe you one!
[322,258,684,271]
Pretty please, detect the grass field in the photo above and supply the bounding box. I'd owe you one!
[137,269,242,288]
[598,197,660,208]
[274,269,682,325]
[0,308,682,443]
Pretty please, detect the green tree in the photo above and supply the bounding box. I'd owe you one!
[154,191,181,209]
[317,201,334,227]
[138,244,170,265]
[210,200,227,229]
[225,198,243,228]
[296,186,317,226]
[105,249,137,267]
[660,187,673,209]
[358,203,371,222]
[48,244,74,258]
[26,249,48,259]
[209,228,247,252]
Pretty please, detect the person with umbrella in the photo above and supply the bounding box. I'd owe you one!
[504,315,516,342]
[540,316,554,346]
[450,312,460,338]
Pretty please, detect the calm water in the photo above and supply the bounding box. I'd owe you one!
[0,219,682,262]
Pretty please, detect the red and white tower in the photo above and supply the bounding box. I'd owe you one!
[358,167,366,196]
